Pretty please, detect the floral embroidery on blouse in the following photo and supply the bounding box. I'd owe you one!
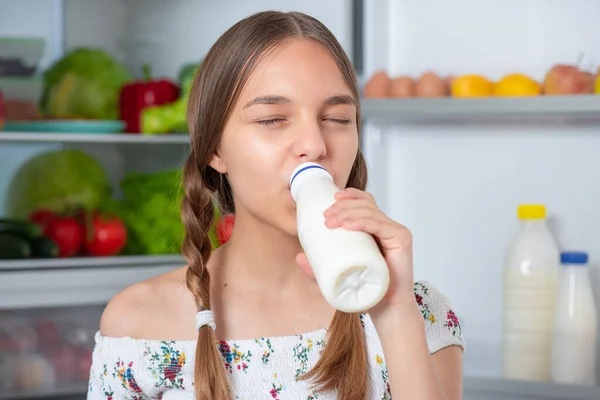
[256,337,275,365]
[219,340,252,373]
[270,372,285,399]
[376,354,392,400]
[145,341,186,389]
[444,310,462,337]
[415,282,436,323]
[116,360,144,398]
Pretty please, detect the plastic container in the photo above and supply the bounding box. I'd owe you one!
[551,251,598,385]
[290,162,389,313]
[0,305,101,395]
[0,37,45,77]
[502,204,560,381]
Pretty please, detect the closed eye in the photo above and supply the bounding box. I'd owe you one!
[256,118,286,126]
[324,118,352,125]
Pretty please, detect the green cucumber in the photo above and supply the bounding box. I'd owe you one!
[31,236,59,258]
[0,219,42,241]
[0,233,32,259]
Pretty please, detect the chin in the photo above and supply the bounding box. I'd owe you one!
[278,212,299,238]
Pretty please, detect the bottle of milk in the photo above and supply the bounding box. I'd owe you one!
[502,204,560,381]
[551,251,598,385]
[290,162,390,313]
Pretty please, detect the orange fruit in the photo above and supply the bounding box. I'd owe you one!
[451,75,494,97]
[494,73,541,96]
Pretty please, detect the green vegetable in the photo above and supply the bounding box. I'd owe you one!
[30,236,59,258]
[100,168,221,255]
[141,97,187,134]
[6,149,111,218]
[100,169,185,255]
[0,234,31,259]
[0,219,42,240]
[40,48,133,120]
[178,61,201,96]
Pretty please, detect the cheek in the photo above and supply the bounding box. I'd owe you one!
[222,143,285,209]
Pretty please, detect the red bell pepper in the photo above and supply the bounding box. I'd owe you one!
[119,65,179,133]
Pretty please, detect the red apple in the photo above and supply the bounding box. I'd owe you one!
[542,64,594,95]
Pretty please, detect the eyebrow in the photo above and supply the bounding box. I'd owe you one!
[243,94,357,109]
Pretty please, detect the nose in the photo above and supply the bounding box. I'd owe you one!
[293,122,327,162]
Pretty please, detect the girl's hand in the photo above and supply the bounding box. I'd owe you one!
[295,188,416,316]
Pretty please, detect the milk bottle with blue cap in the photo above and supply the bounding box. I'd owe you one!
[551,251,598,385]
[289,162,390,313]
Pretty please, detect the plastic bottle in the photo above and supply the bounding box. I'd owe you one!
[502,204,560,381]
[290,162,390,313]
[551,251,598,385]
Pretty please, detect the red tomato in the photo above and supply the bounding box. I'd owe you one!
[84,213,127,257]
[44,217,84,257]
[28,209,57,229]
[216,214,235,244]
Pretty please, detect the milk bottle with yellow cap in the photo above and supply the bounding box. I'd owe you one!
[502,204,560,381]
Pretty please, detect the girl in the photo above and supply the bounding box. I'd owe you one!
[88,10,465,400]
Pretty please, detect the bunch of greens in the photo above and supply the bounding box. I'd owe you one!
[102,169,219,255]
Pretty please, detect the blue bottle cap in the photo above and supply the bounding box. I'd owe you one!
[560,252,588,265]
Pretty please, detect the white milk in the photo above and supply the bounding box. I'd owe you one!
[290,162,390,313]
[502,204,560,381]
[551,252,598,385]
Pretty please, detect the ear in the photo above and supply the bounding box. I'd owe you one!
[208,151,227,174]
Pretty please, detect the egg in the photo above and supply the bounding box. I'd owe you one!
[416,72,448,97]
[363,71,391,98]
[390,76,415,97]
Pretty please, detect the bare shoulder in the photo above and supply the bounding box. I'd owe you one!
[99,266,197,340]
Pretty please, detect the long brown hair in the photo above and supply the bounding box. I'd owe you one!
[181,10,369,399]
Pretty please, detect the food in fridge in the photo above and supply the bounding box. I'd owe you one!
[39,48,133,120]
[0,306,101,393]
[415,71,449,97]
[0,218,58,259]
[100,169,187,255]
[4,98,41,121]
[119,65,179,133]
[0,89,4,129]
[363,70,392,98]
[216,214,235,245]
[493,73,541,96]
[82,211,128,257]
[542,64,594,95]
[178,61,201,96]
[450,74,494,97]
[41,214,84,258]
[551,251,598,385]
[502,204,560,381]
[6,149,111,219]
[390,76,415,97]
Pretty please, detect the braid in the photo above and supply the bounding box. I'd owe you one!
[181,155,230,399]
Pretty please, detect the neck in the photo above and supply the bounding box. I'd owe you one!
[212,210,311,293]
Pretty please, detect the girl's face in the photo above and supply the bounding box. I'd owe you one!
[209,39,359,236]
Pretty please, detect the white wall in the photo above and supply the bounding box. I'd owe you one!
[363,0,600,378]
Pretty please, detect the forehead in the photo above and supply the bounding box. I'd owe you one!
[239,38,352,102]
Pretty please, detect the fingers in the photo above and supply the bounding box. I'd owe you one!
[335,187,377,202]
[324,206,386,229]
